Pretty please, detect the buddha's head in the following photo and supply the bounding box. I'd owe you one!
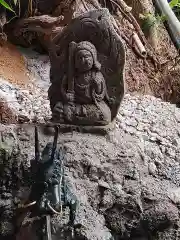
[74,41,101,72]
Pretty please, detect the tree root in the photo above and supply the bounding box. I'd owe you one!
[2,0,162,69]
[14,15,64,34]
[110,0,160,68]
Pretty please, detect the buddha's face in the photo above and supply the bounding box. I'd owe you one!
[75,49,93,72]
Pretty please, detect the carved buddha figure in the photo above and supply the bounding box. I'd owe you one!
[74,41,105,104]
[52,41,112,125]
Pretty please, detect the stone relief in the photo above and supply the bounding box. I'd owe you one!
[48,8,126,126]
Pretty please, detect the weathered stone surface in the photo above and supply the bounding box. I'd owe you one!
[48,8,125,126]
[1,94,180,239]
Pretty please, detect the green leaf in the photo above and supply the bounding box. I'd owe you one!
[0,0,15,12]
[169,0,179,8]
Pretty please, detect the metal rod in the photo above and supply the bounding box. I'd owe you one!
[50,125,59,163]
[35,125,40,162]
[154,0,180,50]
[46,215,52,240]
[47,202,62,215]
[20,201,37,209]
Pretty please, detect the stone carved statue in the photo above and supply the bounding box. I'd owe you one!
[52,41,112,125]
[48,8,126,126]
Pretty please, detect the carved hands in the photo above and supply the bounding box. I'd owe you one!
[66,91,75,103]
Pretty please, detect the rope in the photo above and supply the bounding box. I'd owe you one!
[19,201,37,208]
[47,202,62,215]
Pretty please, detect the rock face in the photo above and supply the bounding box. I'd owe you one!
[0,78,51,124]
[0,94,180,239]
[48,8,125,126]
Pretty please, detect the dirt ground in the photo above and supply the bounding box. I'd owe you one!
[0,42,29,88]
[117,15,180,105]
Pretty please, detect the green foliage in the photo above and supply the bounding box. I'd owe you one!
[170,0,180,19]
[169,0,180,8]
[0,0,15,12]
[140,0,180,33]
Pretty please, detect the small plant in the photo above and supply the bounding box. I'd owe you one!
[0,0,34,18]
[0,0,15,12]
[140,0,180,33]
[169,0,180,9]
[170,0,180,18]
